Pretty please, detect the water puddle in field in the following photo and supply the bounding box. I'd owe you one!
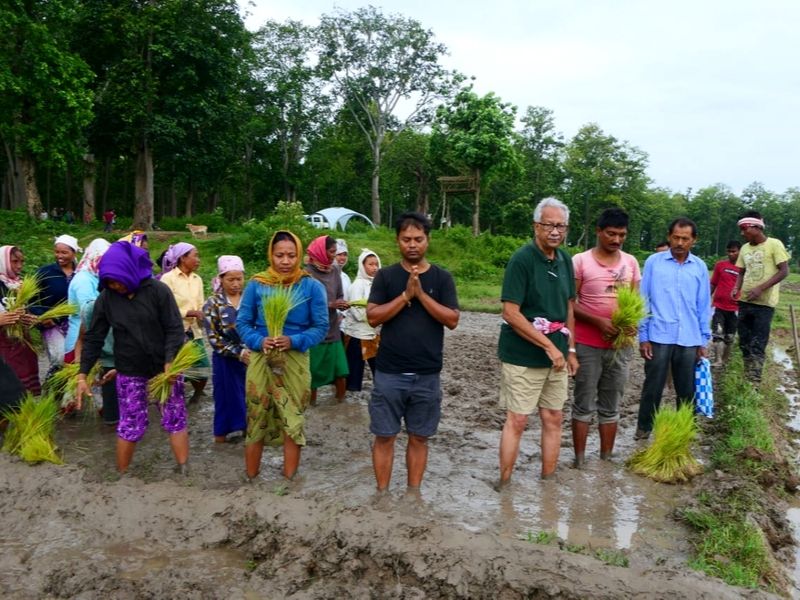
[772,345,800,432]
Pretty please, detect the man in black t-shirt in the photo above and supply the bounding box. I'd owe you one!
[367,212,459,492]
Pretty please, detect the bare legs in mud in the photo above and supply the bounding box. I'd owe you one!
[245,437,301,481]
[116,429,189,474]
[499,408,562,486]
[372,433,429,491]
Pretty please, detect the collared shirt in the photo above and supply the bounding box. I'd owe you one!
[160,268,205,339]
[638,250,711,347]
[498,242,575,368]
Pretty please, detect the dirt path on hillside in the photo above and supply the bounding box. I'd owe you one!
[0,312,786,598]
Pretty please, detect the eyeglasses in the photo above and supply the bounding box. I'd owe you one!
[536,222,568,233]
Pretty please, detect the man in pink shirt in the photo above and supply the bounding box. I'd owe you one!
[710,240,741,366]
[571,208,641,467]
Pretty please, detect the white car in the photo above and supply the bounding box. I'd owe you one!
[304,214,330,229]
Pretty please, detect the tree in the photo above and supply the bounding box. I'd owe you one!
[0,1,94,217]
[687,185,743,256]
[432,89,517,236]
[252,20,331,204]
[316,5,458,225]
[516,106,565,202]
[563,124,649,248]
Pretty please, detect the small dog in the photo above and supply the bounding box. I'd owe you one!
[186,223,208,238]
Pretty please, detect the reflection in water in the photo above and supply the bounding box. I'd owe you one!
[788,506,800,598]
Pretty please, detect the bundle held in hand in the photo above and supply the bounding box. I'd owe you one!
[610,286,647,349]
[261,285,303,374]
[147,341,204,404]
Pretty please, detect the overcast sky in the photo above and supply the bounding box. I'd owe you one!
[241,0,800,196]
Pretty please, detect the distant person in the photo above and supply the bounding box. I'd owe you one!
[64,210,75,225]
[335,239,351,298]
[305,235,349,404]
[734,211,790,382]
[103,209,116,232]
[654,240,669,253]
[367,212,459,492]
[76,242,188,475]
[203,256,249,443]
[497,197,577,485]
[709,240,742,367]
[341,249,382,392]
[636,218,710,440]
[571,208,640,467]
[119,230,149,250]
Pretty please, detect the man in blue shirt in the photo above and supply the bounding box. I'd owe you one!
[635,217,710,439]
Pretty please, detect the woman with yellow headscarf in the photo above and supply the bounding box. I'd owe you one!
[236,231,328,481]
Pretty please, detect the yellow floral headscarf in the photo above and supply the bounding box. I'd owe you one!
[251,230,308,286]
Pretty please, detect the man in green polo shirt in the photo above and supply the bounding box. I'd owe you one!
[497,197,578,486]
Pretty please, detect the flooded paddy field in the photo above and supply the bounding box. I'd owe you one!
[0,312,784,598]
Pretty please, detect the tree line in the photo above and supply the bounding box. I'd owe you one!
[2,2,798,258]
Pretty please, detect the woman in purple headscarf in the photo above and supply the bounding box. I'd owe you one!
[75,242,189,475]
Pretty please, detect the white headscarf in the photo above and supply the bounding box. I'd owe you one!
[355,248,381,282]
[76,238,111,274]
[54,234,82,253]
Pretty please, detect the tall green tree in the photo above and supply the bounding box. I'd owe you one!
[686,185,743,256]
[0,0,93,216]
[75,0,251,227]
[432,89,517,236]
[316,5,458,225]
[516,106,565,202]
[563,123,649,248]
[252,20,330,204]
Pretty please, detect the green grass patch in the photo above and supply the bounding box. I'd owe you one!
[523,530,558,545]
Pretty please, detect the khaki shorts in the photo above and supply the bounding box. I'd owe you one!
[499,362,568,414]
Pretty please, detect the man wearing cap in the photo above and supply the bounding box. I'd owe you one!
[733,210,789,382]
[335,239,351,298]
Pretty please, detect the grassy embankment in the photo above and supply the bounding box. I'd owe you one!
[680,352,794,592]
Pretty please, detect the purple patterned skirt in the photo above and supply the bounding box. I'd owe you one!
[116,374,187,442]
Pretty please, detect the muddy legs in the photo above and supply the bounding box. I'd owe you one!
[571,419,589,468]
[598,422,617,460]
[245,441,264,479]
[372,435,396,491]
[540,408,562,478]
[116,439,136,473]
[499,412,528,485]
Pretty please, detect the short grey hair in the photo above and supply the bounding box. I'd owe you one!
[533,197,570,223]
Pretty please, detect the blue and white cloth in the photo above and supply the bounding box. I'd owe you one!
[694,357,714,418]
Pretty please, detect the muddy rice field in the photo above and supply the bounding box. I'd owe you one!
[1,311,796,598]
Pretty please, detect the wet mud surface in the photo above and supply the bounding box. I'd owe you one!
[0,312,783,598]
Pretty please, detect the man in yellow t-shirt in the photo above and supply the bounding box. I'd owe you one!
[733,211,790,381]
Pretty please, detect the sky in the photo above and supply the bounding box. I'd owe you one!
[240,0,800,196]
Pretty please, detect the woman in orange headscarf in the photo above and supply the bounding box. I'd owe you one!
[236,231,328,481]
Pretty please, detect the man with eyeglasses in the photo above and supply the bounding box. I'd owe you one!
[732,210,789,382]
[497,197,578,485]
[635,217,710,440]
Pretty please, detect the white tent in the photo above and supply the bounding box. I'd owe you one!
[311,207,375,230]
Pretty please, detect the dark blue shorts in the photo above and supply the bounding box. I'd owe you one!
[369,370,442,437]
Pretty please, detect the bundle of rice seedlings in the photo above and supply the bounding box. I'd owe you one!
[2,274,42,342]
[1,393,63,465]
[627,404,703,483]
[610,286,647,349]
[261,285,304,375]
[147,341,204,404]
[46,362,103,408]
[34,301,78,324]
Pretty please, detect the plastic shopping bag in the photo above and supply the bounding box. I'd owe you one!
[694,357,714,418]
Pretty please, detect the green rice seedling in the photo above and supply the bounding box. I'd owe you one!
[1,393,62,465]
[262,285,304,374]
[2,274,42,342]
[147,341,204,404]
[610,286,647,349]
[34,301,78,324]
[47,362,103,409]
[627,404,703,483]
[262,284,304,338]
[348,298,368,308]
